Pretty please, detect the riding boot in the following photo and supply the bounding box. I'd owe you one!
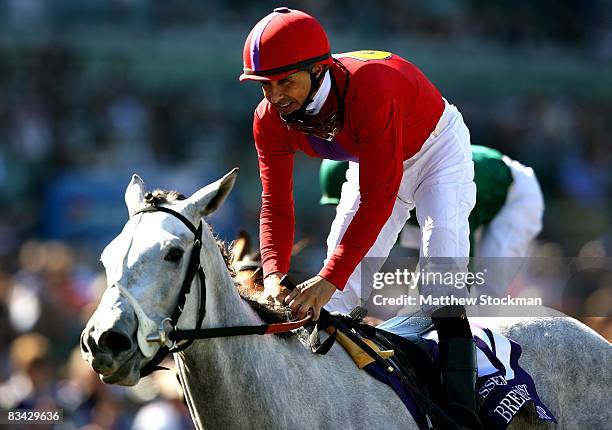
[438,337,482,430]
[432,306,482,430]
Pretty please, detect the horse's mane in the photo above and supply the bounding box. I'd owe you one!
[143,189,236,278]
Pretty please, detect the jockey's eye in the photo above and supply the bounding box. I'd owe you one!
[164,247,184,263]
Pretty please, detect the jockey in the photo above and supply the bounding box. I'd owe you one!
[319,147,545,296]
[241,8,480,428]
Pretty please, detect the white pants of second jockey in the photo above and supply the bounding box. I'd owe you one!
[324,101,477,315]
[473,157,544,298]
[476,156,544,258]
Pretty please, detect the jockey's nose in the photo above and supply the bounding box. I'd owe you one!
[269,85,285,105]
[97,329,134,355]
[270,91,281,105]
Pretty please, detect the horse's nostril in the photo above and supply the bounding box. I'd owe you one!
[99,330,133,354]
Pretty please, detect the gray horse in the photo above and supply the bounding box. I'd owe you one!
[81,170,611,429]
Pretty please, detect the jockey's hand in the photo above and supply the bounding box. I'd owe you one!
[261,272,289,306]
[285,276,337,321]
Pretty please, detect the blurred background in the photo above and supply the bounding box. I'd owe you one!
[0,1,610,429]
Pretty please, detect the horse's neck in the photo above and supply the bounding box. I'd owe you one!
[176,322,313,429]
[171,232,397,428]
[173,225,321,427]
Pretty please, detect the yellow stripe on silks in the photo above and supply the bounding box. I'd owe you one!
[335,330,394,369]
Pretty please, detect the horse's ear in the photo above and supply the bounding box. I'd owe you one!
[125,174,146,217]
[183,168,238,218]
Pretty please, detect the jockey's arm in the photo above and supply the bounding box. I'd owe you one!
[254,110,297,282]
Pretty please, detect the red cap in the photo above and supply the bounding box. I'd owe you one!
[240,7,333,82]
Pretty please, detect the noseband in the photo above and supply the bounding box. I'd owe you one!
[128,204,310,377]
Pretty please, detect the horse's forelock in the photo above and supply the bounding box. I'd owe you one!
[144,189,186,206]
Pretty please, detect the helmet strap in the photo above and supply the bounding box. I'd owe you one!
[280,59,350,140]
[281,66,328,123]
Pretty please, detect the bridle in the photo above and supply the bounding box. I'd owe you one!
[128,204,311,377]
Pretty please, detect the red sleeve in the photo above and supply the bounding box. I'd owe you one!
[254,108,296,278]
[319,98,404,289]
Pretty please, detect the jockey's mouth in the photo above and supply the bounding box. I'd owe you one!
[274,100,299,115]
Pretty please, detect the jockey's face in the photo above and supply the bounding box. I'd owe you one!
[261,64,323,115]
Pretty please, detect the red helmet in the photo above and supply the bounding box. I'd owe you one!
[240,7,333,82]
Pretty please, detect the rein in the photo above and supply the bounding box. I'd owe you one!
[131,205,311,377]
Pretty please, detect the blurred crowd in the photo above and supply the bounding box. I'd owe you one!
[1,1,610,53]
[0,1,610,429]
[0,241,193,429]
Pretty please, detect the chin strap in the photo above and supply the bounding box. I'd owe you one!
[281,59,350,140]
[281,66,328,124]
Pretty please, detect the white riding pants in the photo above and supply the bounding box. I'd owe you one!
[324,101,476,315]
[400,159,545,258]
[399,155,545,300]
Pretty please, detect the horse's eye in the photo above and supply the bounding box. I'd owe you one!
[164,247,184,263]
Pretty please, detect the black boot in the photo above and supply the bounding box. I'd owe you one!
[432,306,482,430]
[438,337,482,430]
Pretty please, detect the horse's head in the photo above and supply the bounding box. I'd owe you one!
[80,169,238,386]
